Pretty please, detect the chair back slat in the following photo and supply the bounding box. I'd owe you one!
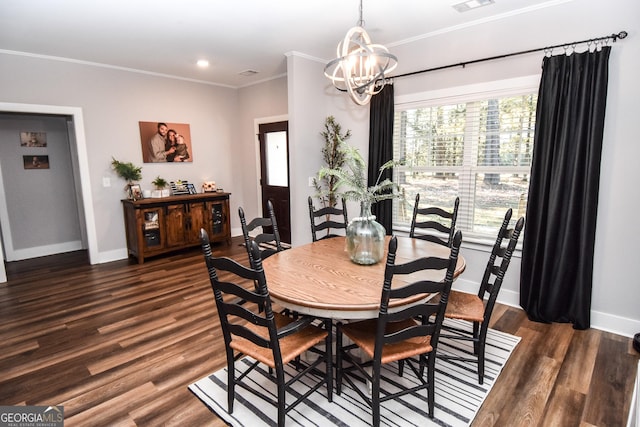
[239,200,285,267]
[308,196,349,242]
[383,322,438,345]
[313,220,347,232]
[409,194,460,247]
[478,210,525,317]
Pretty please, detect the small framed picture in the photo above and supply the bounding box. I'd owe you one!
[129,184,143,200]
[170,180,190,196]
[187,183,197,194]
[20,131,47,147]
[23,155,50,169]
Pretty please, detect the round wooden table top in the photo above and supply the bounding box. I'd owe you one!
[262,236,466,320]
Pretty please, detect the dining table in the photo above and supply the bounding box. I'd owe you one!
[262,236,466,320]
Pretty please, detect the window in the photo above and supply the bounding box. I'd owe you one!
[393,78,538,240]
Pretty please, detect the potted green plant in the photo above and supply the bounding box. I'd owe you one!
[318,139,401,265]
[151,176,170,198]
[313,116,351,208]
[111,157,142,199]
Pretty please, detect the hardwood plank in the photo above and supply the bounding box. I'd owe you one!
[582,333,637,426]
[555,328,601,394]
[541,384,586,426]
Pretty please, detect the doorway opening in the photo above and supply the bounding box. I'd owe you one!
[256,119,290,244]
[0,102,98,283]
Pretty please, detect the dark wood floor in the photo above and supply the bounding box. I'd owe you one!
[1,238,638,426]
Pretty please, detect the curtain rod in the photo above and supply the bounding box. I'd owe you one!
[390,31,628,80]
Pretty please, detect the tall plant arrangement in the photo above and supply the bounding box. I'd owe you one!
[318,140,400,206]
[313,116,351,208]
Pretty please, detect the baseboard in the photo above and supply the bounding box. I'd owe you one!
[7,240,84,261]
[96,248,129,264]
[452,278,640,338]
[591,310,640,339]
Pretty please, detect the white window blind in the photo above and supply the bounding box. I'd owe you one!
[393,88,537,240]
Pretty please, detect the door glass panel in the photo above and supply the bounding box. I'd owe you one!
[265,131,288,187]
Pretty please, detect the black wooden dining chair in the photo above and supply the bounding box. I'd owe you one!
[438,209,524,384]
[307,196,348,242]
[239,200,285,268]
[200,229,332,427]
[410,194,460,247]
[336,231,462,426]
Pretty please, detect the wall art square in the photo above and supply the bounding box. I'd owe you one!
[20,131,47,147]
[23,155,50,169]
[139,121,193,163]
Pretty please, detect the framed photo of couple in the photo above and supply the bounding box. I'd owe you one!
[139,121,193,163]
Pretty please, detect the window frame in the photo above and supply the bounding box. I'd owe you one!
[392,75,540,247]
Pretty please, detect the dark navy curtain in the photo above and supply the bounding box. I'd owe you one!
[520,47,610,330]
[368,83,394,234]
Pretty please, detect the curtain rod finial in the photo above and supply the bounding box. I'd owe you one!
[614,31,628,41]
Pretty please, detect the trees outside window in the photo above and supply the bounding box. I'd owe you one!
[393,86,537,239]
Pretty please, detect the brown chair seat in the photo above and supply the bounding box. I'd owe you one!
[341,318,433,365]
[231,312,327,368]
[445,290,485,323]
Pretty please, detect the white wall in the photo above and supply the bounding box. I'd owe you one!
[285,0,640,336]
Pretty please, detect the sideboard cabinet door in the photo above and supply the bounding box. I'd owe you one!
[165,204,186,247]
[207,199,231,245]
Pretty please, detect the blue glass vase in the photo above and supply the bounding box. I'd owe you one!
[346,201,386,265]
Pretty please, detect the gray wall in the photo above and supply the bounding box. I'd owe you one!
[0,114,82,260]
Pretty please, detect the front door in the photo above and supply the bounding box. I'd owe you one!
[258,121,290,243]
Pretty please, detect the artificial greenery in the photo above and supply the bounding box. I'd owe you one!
[152,176,168,190]
[318,140,401,206]
[313,116,351,208]
[111,157,142,183]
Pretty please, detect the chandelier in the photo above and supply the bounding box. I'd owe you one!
[324,0,398,106]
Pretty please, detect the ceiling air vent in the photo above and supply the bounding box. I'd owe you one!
[238,69,259,77]
[453,0,494,13]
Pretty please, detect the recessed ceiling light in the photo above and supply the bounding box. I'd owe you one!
[196,59,209,68]
[453,0,494,13]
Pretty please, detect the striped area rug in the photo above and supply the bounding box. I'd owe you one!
[189,319,520,427]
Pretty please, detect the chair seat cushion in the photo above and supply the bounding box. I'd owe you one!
[231,312,327,368]
[445,290,485,323]
[341,318,433,365]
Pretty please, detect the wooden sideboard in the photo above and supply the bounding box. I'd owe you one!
[122,192,231,264]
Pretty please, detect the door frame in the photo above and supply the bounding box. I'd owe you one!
[253,114,288,222]
[0,102,98,283]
